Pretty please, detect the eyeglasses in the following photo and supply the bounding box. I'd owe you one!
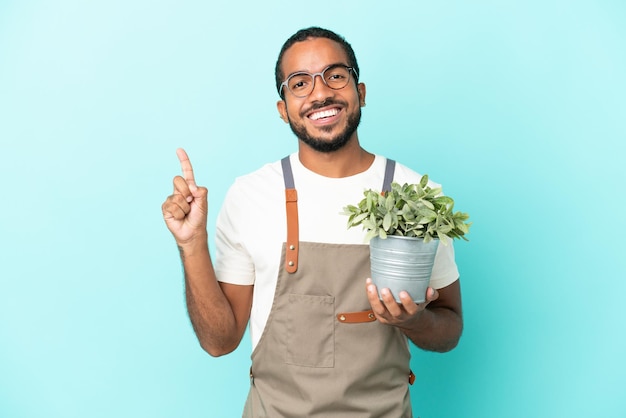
[279,64,358,98]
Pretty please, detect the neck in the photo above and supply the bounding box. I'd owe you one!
[297,136,375,178]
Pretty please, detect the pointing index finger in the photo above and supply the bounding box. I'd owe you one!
[176,148,197,189]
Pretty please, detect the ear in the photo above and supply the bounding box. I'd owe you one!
[357,83,366,107]
[277,100,289,123]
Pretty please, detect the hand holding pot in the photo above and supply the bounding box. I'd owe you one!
[365,278,439,328]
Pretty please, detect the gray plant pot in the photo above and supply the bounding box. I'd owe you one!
[369,235,439,303]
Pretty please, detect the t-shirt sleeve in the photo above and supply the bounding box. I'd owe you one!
[214,183,256,285]
[429,240,459,289]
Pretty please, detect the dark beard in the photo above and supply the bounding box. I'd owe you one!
[287,107,362,153]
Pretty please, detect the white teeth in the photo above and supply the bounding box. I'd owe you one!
[310,108,339,120]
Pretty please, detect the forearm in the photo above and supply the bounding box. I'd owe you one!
[402,306,463,353]
[178,237,240,356]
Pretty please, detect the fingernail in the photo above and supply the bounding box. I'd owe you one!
[186,196,193,203]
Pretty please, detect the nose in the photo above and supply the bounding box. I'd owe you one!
[309,74,333,100]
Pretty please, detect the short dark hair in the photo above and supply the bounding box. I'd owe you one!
[275,27,360,98]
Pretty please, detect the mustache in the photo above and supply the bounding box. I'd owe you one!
[301,99,347,117]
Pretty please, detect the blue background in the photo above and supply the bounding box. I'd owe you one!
[1,1,625,417]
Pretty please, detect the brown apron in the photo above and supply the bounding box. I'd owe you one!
[242,157,413,417]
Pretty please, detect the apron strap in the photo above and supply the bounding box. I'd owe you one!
[281,155,296,189]
[281,157,299,273]
[382,158,396,193]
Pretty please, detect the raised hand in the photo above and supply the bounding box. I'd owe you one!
[161,148,209,245]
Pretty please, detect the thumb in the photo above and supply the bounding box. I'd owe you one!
[427,287,439,302]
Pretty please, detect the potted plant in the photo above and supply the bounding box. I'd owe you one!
[342,175,471,303]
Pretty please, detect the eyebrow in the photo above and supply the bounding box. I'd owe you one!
[285,62,348,79]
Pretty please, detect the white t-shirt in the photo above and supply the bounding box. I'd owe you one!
[215,153,459,350]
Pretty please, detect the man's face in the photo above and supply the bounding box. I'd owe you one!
[277,38,366,153]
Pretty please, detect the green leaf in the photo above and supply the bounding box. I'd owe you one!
[352,212,369,224]
[343,178,471,243]
[384,194,394,211]
[364,229,377,242]
[434,196,454,207]
[362,219,376,231]
[383,212,392,231]
[421,199,435,210]
[456,221,469,234]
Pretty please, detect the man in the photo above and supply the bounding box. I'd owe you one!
[162,27,463,417]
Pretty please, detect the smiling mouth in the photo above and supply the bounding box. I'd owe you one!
[309,108,340,121]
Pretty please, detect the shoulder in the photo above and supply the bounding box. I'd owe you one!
[225,157,286,201]
[217,157,288,229]
[234,158,284,187]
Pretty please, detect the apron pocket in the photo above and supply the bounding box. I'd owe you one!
[286,293,335,368]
